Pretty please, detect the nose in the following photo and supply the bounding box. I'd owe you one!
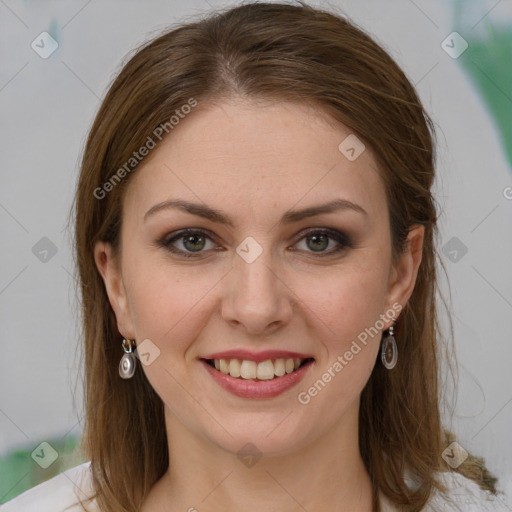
[221,244,294,336]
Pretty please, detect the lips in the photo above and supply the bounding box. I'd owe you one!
[200,349,315,398]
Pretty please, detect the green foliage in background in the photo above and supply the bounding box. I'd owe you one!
[0,435,86,504]
[454,0,512,172]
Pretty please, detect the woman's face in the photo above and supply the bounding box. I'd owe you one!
[95,98,423,456]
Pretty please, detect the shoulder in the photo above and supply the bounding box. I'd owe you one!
[0,461,99,512]
[424,470,512,512]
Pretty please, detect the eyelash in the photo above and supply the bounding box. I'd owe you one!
[158,228,353,259]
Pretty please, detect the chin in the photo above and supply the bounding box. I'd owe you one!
[203,412,319,459]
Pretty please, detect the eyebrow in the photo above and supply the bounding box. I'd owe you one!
[143,198,368,226]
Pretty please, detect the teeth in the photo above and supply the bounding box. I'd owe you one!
[274,358,285,376]
[240,360,257,379]
[256,360,275,380]
[219,359,229,374]
[211,357,307,380]
[229,358,241,378]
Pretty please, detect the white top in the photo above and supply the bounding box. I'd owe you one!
[1,462,99,512]
[1,461,510,511]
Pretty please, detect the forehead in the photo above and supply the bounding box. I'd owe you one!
[123,98,387,224]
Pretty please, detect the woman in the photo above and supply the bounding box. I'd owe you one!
[3,1,509,511]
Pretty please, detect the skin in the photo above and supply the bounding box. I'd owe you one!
[94,97,424,512]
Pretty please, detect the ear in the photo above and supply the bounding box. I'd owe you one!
[94,241,136,340]
[383,224,425,326]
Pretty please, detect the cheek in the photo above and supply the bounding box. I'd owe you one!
[293,253,391,396]
[123,255,223,354]
[304,257,390,347]
[295,273,389,411]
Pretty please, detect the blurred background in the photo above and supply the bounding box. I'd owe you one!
[1,0,511,504]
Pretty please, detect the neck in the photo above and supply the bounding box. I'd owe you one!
[142,402,374,512]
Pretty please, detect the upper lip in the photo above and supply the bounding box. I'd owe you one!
[201,350,314,363]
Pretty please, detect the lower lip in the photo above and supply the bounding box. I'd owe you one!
[201,359,314,399]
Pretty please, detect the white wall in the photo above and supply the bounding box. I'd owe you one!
[1,0,511,498]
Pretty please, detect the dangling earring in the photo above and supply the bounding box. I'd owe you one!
[119,338,137,379]
[381,322,398,370]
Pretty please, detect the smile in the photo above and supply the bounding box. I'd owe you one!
[205,357,314,380]
[200,355,315,399]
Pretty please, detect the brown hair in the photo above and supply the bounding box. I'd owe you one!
[71,2,498,511]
